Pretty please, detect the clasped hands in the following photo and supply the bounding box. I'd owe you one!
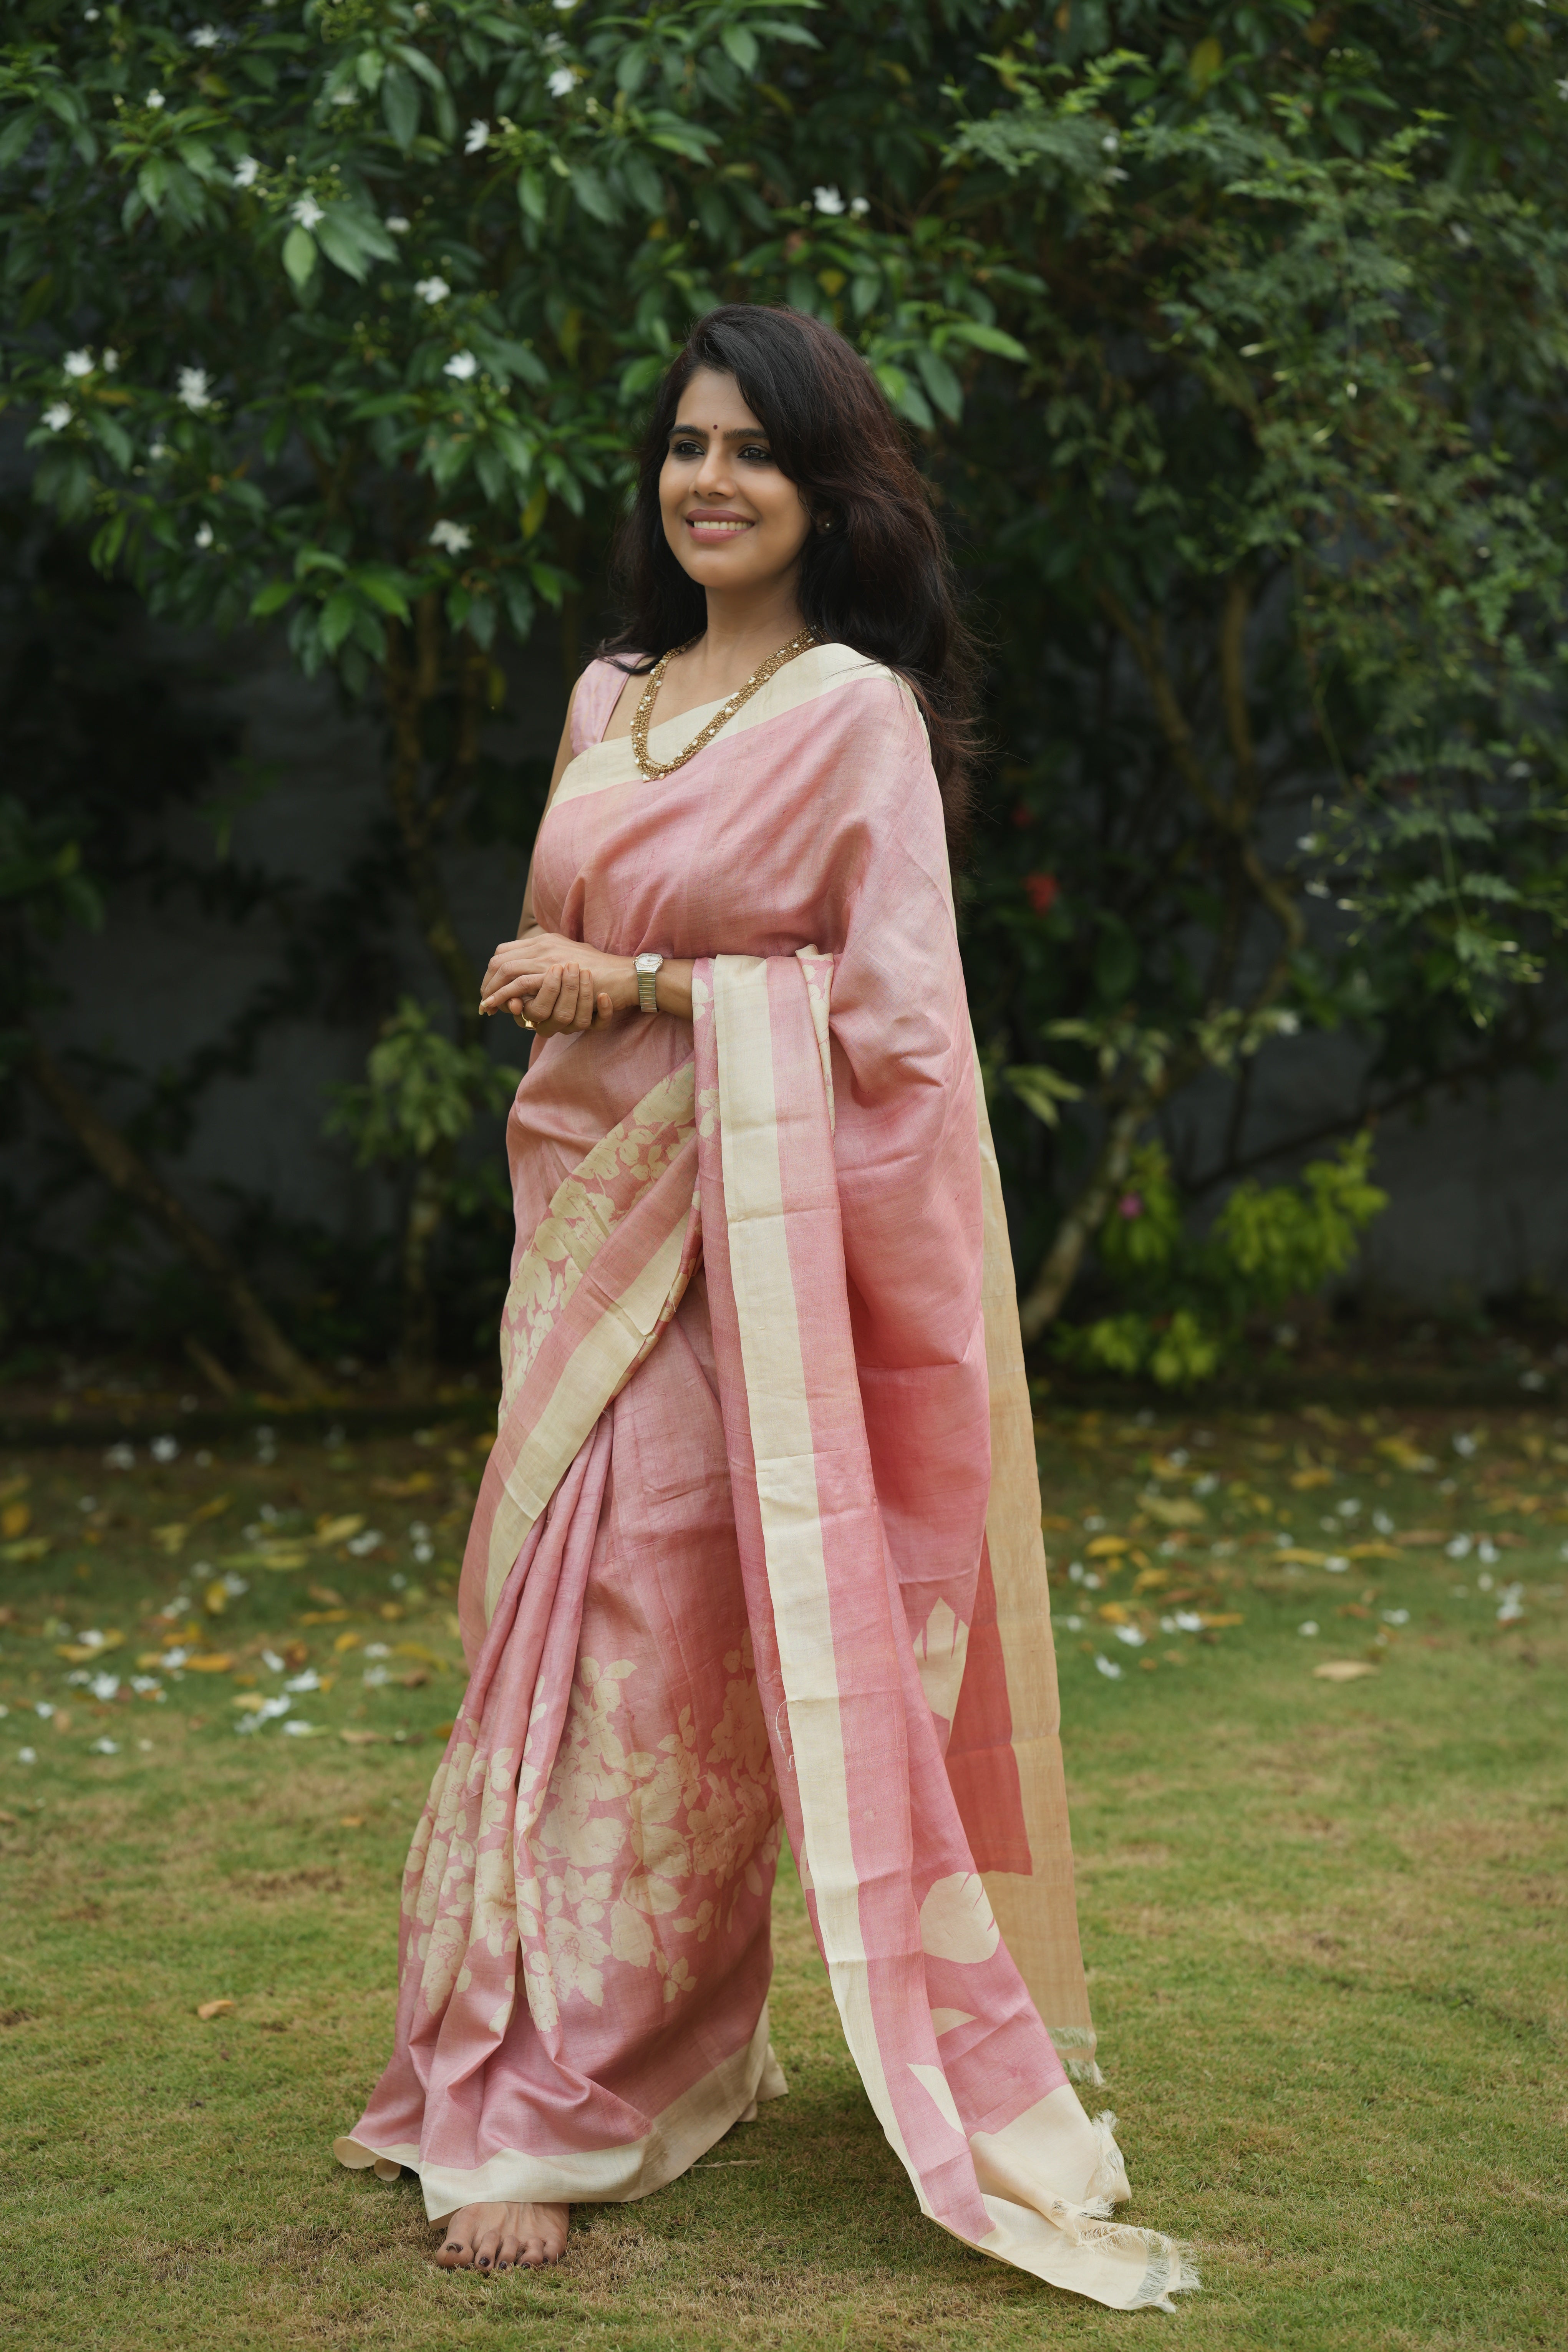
[478,931,638,1037]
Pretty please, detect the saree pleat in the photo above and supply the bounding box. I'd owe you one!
[335,644,1196,2311]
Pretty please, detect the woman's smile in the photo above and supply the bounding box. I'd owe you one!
[684,509,756,542]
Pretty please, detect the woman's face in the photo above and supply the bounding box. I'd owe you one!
[658,367,813,596]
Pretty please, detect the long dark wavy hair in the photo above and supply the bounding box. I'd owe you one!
[599,304,980,857]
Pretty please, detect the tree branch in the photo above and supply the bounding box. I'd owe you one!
[25,1042,320,1399]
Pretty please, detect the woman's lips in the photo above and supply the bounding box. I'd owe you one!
[685,515,753,541]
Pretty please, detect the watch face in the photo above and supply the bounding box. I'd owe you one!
[635,953,660,973]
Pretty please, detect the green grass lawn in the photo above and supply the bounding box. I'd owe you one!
[0,1401,1564,2350]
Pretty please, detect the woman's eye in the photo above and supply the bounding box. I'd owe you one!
[739,444,772,463]
[670,438,703,458]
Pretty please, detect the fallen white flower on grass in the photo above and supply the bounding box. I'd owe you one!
[346,1527,386,1554]
[1093,1654,1124,1680]
[1172,1610,1204,1633]
[91,1738,119,1755]
[89,1673,120,1702]
[1324,1555,1349,1574]
[1381,1608,1409,1626]
[1063,1615,1083,1632]
[261,1649,285,1674]
[1445,1533,1472,1559]
[364,1642,391,1660]
[17,1748,36,1764]
[1114,1625,1146,1648]
[363,1665,390,1688]
[1299,1621,1319,1637]
[284,1670,320,1694]
[1496,1585,1525,1624]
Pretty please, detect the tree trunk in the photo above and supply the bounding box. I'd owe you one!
[25,1043,320,1400]
[1017,1100,1150,1343]
[395,1150,448,1396]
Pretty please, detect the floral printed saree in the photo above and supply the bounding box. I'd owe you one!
[335,642,1196,2312]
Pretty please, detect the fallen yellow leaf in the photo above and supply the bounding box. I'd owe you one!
[333,1631,361,1654]
[1346,1541,1401,1561]
[311,1515,365,1548]
[1376,1437,1437,1473]
[1084,1535,1129,1559]
[371,1472,436,1498]
[1313,1660,1379,1682]
[339,1728,385,1747]
[183,1653,234,1674]
[1,1502,31,1541]
[1096,1601,1129,1625]
[1274,1546,1329,1567]
[379,1601,405,1622]
[1288,1467,1334,1491]
[1141,1495,1206,1529]
[232,1693,265,1713]
[1198,1611,1244,1629]
[0,1537,50,1563]
[191,1494,232,1525]
[340,1816,365,1829]
[1394,1529,1447,1548]
[152,1523,188,1555]
[300,1609,348,1625]
[308,1583,344,1607]
[196,1998,235,2021]
[204,1581,228,1616]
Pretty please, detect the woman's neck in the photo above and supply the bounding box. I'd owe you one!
[678,578,807,694]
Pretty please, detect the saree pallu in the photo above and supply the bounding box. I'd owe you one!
[335,644,1196,2312]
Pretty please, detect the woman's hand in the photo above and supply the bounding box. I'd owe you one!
[479,931,636,1036]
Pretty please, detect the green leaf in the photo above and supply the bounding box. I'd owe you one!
[381,62,419,150]
[282,225,318,290]
[0,107,39,171]
[569,166,618,225]
[721,24,759,72]
[318,589,359,654]
[250,580,296,618]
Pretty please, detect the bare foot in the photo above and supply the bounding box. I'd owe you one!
[435,2201,569,2274]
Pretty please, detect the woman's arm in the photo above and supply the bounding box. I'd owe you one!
[478,681,695,1030]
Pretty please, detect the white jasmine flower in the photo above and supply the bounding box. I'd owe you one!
[1101,131,1120,151]
[177,365,212,410]
[465,119,490,154]
[547,65,575,96]
[149,440,169,460]
[330,86,355,106]
[146,89,166,109]
[414,275,450,304]
[232,154,260,189]
[429,518,472,555]
[812,184,846,215]
[1558,75,1568,99]
[189,23,220,45]
[1450,223,1474,249]
[443,348,478,380]
[850,196,869,215]
[43,401,73,431]
[63,348,94,377]
[1105,166,1129,183]
[291,194,324,230]
[194,521,214,549]
[385,213,411,234]
[150,1434,179,1462]
[1273,1010,1300,1034]
[101,346,120,373]
[84,7,99,18]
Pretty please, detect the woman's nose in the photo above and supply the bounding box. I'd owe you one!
[693,446,736,497]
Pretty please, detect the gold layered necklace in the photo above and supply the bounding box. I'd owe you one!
[629,625,819,781]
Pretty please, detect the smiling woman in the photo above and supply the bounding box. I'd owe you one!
[336,305,1197,2315]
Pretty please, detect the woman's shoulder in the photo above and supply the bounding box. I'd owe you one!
[785,640,925,733]
[570,653,641,755]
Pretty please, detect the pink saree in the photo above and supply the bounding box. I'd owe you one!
[335,643,1196,2311]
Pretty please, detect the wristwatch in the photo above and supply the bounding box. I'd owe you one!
[634,951,665,1014]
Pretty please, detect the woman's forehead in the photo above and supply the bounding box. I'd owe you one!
[671,366,763,435]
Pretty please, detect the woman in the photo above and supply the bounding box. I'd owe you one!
[335,304,1194,2314]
